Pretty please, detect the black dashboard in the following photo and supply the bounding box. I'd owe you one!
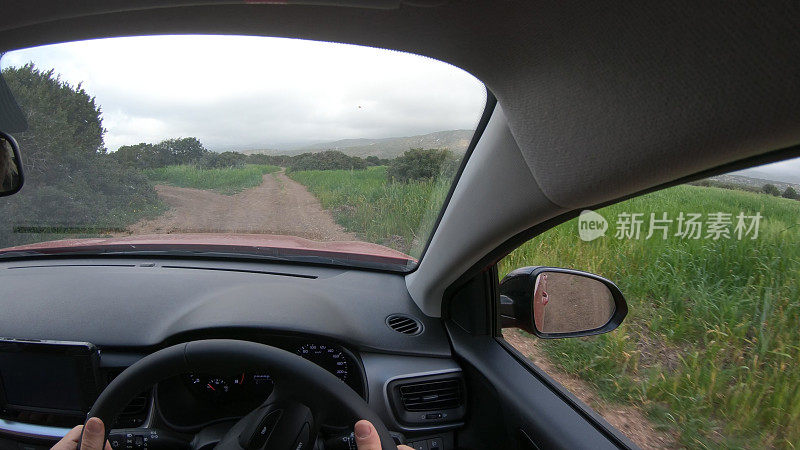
[0,258,464,449]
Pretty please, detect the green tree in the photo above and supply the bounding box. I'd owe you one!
[386,148,458,183]
[0,64,160,247]
[157,137,207,166]
[198,151,247,169]
[782,186,799,200]
[115,142,158,169]
[763,183,781,196]
[288,150,367,171]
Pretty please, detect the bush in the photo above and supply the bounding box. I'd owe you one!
[288,151,366,171]
[198,151,247,169]
[246,153,295,166]
[115,137,207,169]
[365,155,389,166]
[386,148,459,183]
[782,186,799,200]
[0,64,162,247]
[763,183,781,196]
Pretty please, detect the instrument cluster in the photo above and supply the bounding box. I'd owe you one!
[156,340,363,430]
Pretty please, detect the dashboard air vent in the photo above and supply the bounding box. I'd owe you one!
[398,378,463,411]
[386,314,422,335]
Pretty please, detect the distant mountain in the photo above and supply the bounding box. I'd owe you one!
[733,168,800,185]
[709,173,800,192]
[243,130,474,159]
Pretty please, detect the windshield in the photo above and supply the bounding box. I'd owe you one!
[0,35,487,271]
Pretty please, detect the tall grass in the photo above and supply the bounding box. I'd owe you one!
[143,164,279,195]
[288,166,449,256]
[499,185,800,448]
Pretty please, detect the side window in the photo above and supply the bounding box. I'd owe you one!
[499,158,800,449]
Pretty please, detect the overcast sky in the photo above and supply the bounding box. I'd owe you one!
[1,35,487,152]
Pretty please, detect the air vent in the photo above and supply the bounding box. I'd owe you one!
[386,314,423,335]
[398,378,463,411]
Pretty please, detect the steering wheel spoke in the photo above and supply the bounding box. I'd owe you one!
[214,394,315,450]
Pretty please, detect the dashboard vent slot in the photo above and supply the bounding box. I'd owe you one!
[386,314,422,335]
[398,378,462,411]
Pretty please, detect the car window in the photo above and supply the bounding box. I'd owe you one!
[0,35,487,271]
[499,157,800,449]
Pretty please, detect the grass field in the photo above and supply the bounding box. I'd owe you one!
[500,185,800,448]
[289,168,800,448]
[143,164,280,195]
[288,166,450,256]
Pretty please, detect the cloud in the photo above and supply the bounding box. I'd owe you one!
[1,35,487,152]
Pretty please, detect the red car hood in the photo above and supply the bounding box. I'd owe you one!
[0,234,415,267]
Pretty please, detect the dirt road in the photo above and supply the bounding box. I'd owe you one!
[128,170,358,241]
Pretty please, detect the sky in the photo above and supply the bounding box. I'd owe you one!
[0,35,487,152]
[734,159,800,185]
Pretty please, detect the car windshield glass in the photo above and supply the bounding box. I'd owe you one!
[0,35,487,271]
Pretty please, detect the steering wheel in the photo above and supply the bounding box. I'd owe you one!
[78,339,396,449]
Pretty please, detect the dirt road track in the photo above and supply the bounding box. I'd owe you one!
[128,170,357,241]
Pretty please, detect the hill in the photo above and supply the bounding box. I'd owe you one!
[243,130,474,159]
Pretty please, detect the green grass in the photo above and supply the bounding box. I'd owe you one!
[288,166,449,257]
[143,164,280,195]
[499,185,800,449]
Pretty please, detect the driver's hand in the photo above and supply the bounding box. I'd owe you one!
[354,420,414,450]
[51,417,112,450]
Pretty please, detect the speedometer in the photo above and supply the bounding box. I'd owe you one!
[297,343,349,382]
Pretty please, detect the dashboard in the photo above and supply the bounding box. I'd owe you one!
[0,258,464,449]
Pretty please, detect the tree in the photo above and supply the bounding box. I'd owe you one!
[288,151,367,171]
[157,137,207,166]
[763,184,781,196]
[115,142,159,169]
[782,186,799,200]
[198,151,247,169]
[115,137,208,168]
[0,63,160,247]
[386,148,459,183]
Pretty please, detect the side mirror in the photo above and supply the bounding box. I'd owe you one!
[0,131,23,197]
[499,266,627,338]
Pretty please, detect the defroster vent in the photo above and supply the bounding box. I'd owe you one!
[386,314,423,335]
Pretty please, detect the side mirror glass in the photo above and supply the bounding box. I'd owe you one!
[0,131,23,197]
[500,266,627,338]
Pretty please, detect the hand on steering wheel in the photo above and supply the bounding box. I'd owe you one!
[51,418,413,450]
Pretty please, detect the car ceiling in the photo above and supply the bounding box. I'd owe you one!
[1,1,799,315]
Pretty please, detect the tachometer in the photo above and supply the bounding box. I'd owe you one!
[297,343,349,382]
